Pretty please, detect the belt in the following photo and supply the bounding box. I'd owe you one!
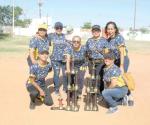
[92,59,104,64]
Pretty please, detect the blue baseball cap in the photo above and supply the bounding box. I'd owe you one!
[54,22,63,29]
[103,51,115,60]
[92,25,101,31]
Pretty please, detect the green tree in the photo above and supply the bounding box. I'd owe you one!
[82,22,92,29]
[139,27,150,34]
[15,19,31,27]
[0,5,30,27]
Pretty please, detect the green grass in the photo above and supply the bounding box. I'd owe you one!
[126,40,150,54]
[0,35,30,55]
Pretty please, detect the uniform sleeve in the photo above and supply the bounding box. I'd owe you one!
[47,33,53,46]
[116,34,125,47]
[110,67,121,79]
[29,65,37,78]
[29,37,37,49]
[64,43,73,56]
[48,33,52,41]
[85,39,90,51]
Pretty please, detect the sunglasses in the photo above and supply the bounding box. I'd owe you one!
[92,29,100,32]
[73,40,80,43]
[55,27,63,30]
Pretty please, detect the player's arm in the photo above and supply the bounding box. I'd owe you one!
[119,46,125,73]
[108,77,118,88]
[29,48,37,64]
[29,76,45,96]
[65,53,71,73]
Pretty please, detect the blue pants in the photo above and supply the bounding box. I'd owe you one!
[102,86,128,107]
[51,60,67,92]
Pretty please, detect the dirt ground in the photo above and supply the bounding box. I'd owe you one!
[0,52,150,125]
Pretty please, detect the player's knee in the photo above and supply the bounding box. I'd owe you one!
[44,99,53,106]
[30,91,38,97]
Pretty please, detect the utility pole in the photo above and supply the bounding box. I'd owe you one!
[12,0,15,37]
[38,0,43,18]
[133,0,137,31]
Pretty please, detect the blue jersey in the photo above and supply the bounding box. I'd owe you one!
[28,62,51,86]
[48,33,71,61]
[103,64,125,87]
[86,37,107,59]
[70,46,86,61]
[106,34,128,59]
[69,45,87,67]
[29,37,50,59]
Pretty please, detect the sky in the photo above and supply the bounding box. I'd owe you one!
[0,0,150,29]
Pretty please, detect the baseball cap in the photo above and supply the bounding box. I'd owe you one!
[54,22,63,29]
[92,25,101,31]
[103,51,115,60]
[38,23,48,30]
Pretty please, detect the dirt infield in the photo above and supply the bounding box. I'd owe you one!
[0,52,150,125]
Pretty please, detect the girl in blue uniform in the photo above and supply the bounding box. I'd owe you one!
[104,21,133,106]
[66,36,87,97]
[104,21,129,73]
[27,24,50,67]
[48,22,71,94]
[86,25,107,93]
[26,50,53,109]
[102,51,128,113]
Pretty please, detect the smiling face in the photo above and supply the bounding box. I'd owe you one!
[38,28,47,37]
[55,27,63,34]
[106,24,116,37]
[92,29,101,38]
[72,36,81,49]
[38,52,49,62]
[104,58,114,66]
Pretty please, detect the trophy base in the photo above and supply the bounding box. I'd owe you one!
[84,105,99,111]
[51,106,65,110]
[65,105,80,112]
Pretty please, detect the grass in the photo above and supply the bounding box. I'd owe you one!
[126,40,150,54]
[0,35,150,56]
[0,35,30,56]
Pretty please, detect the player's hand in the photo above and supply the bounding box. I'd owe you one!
[66,69,71,74]
[102,29,108,39]
[32,60,37,65]
[34,34,42,39]
[39,89,45,97]
[86,73,91,78]
[103,48,109,54]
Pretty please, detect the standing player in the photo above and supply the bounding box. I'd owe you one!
[86,25,107,94]
[27,23,49,67]
[48,22,71,94]
[66,36,87,97]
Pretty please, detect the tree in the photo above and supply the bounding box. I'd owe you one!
[0,6,12,26]
[0,5,30,27]
[139,27,150,34]
[15,19,31,28]
[82,22,92,29]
